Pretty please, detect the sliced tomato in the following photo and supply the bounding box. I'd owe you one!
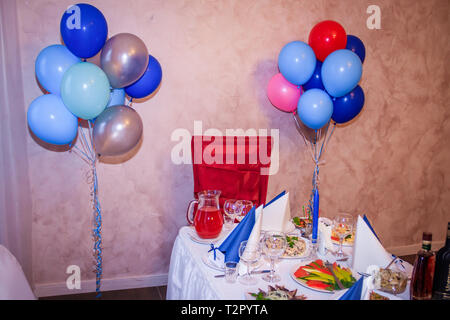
[306,280,333,290]
[294,267,309,278]
[314,259,324,267]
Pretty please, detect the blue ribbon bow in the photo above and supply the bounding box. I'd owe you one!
[208,244,220,260]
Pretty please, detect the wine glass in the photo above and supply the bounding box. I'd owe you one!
[238,240,261,285]
[262,231,286,283]
[223,199,239,230]
[332,213,354,258]
[235,200,253,222]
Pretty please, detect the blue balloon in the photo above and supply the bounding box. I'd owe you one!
[321,49,362,98]
[60,3,108,59]
[278,41,316,86]
[27,94,78,145]
[302,60,325,91]
[108,88,126,107]
[125,55,162,99]
[332,85,365,124]
[35,45,81,95]
[346,35,366,63]
[297,89,333,130]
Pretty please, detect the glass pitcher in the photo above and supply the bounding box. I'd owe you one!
[186,190,223,239]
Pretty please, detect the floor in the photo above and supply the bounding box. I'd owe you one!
[39,255,416,300]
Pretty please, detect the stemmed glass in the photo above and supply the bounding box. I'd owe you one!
[235,200,253,222]
[332,213,354,258]
[223,199,239,230]
[262,231,286,283]
[238,240,261,285]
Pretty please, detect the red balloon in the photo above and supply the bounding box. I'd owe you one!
[308,20,347,62]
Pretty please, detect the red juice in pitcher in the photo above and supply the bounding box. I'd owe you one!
[194,207,224,239]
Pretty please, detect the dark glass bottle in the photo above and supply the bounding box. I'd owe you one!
[432,222,450,300]
[410,232,436,300]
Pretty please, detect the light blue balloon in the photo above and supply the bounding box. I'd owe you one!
[108,88,126,107]
[35,44,81,95]
[27,94,78,145]
[321,49,363,97]
[61,62,110,120]
[278,41,316,86]
[297,89,333,130]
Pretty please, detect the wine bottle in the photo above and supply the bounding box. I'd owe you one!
[410,232,436,300]
[432,222,450,300]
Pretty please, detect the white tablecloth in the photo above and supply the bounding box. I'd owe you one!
[166,226,412,300]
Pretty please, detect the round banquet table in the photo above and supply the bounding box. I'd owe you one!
[166,225,412,300]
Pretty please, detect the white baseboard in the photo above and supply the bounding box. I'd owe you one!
[386,240,445,257]
[34,273,168,298]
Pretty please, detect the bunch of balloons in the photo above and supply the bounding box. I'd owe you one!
[28,3,162,156]
[267,20,365,129]
[266,20,366,247]
[26,3,162,297]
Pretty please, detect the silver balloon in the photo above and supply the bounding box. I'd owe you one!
[93,105,143,156]
[100,33,149,88]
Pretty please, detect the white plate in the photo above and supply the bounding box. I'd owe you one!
[186,226,228,245]
[281,237,312,259]
[201,253,225,272]
[201,252,264,272]
[289,261,356,294]
[290,263,334,294]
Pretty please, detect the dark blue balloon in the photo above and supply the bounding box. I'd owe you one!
[331,85,365,124]
[125,55,162,99]
[60,3,108,59]
[346,35,366,63]
[302,61,325,91]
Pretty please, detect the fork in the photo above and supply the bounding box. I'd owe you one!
[324,261,345,290]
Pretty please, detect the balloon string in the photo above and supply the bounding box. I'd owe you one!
[77,127,92,161]
[79,127,95,161]
[318,122,336,160]
[70,124,103,298]
[91,162,102,298]
[292,113,315,162]
[70,144,93,165]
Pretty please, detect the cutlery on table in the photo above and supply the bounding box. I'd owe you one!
[385,256,397,269]
[324,261,345,290]
[214,269,270,278]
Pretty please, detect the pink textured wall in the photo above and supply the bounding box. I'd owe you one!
[16,0,450,286]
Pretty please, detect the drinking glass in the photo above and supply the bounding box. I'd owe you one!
[332,213,354,258]
[235,200,253,222]
[224,262,238,283]
[238,240,261,285]
[262,231,286,283]
[223,199,239,230]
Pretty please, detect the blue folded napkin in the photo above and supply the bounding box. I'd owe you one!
[218,206,256,263]
[264,190,286,208]
[338,276,364,300]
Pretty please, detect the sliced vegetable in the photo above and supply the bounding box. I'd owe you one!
[306,280,333,290]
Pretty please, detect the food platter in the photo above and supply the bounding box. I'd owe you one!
[246,285,307,300]
[290,259,357,294]
[281,236,312,259]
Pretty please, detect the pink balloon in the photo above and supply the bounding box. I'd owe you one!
[267,73,303,112]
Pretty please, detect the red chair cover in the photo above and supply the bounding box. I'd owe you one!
[191,136,272,210]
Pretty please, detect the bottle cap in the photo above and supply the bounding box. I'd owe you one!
[422,232,432,241]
